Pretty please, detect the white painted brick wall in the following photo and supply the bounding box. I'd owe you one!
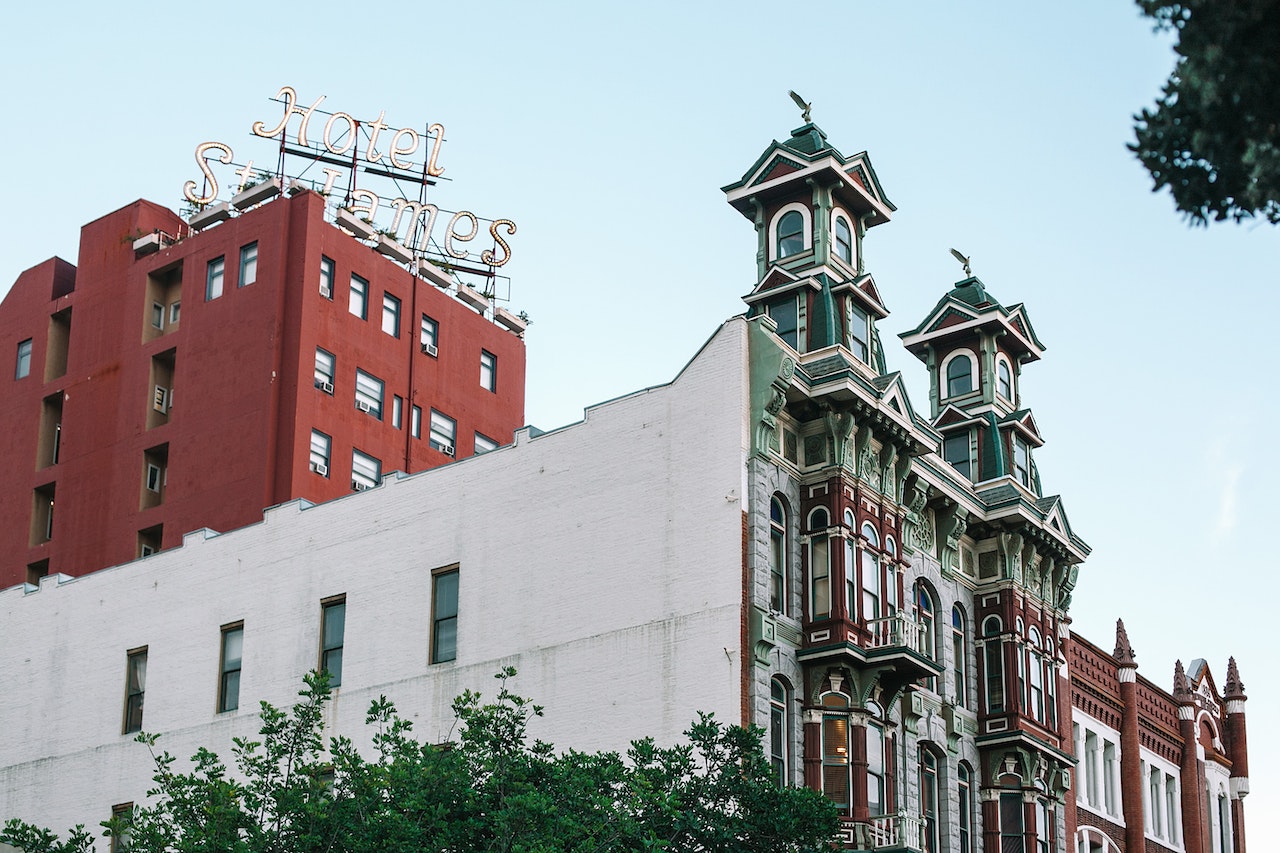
[0,319,752,837]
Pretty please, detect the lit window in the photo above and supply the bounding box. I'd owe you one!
[765,296,799,350]
[309,430,331,476]
[429,410,456,455]
[480,350,497,392]
[349,274,368,319]
[351,449,380,490]
[849,303,869,363]
[808,507,830,620]
[238,242,258,286]
[392,395,403,429]
[314,348,335,391]
[411,405,422,439]
[834,215,853,264]
[777,210,804,258]
[474,432,498,454]
[218,623,243,712]
[123,647,147,734]
[770,677,789,786]
[770,497,788,614]
[355,369,384,419]
[320,598,345,686]
[1013,436,1032,488]
[945,355,973,397]
[952,606,969,708]
[206,256,224,301]
[15,338,32,379]
[420,314,439,354]
[382,293,401,337]
[998,358,1013,401]
[943,433,972,480]
[319,256,335,299]
[820,692,851,809]
[431,568,459,664]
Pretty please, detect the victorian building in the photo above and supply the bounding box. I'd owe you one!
[0,120,1248,853]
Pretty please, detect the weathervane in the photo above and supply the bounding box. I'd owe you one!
[949,248,973,277]
[788,90,812,123]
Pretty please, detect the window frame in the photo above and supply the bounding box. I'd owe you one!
[218,622,244,713]
[480,349,497,392]
[314,348,335,391]
[382,292,401,338]
[122,646,147,734]
[15,338,32,379]
[848,302,870,363]
[807,507,831,621]
[833,213,854,264]
[770,497,789,614]
[349,273,369,319]
[319,255,335,299]
[997,356,1014,402]
[355,369,385,419]
[943,431,973,480]
[411,405,422,439]
[351,449,381,490]
[474,432,498,454]
[205,256,225,301]
[1013,435,1032,488]
[431,566,459,664]
[943,351,975,398]
[820,692,851,810]
[774,206,808,259]
[982,615,1006,713]
[238,242,258,287]
[952,605,970,708]
[770,677,790,786]
[309,429,331,477]
[319,596,346,687]
[420,314,439,354]
[429,409,457,455]
[765,295,800,351]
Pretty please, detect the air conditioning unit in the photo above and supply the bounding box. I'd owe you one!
[441,443,455,457]
[356,399,372,413]
[421,342,438,357]
[319,381,334,394]
[352,480,369,491]
[310,462,328,476]
[319,283,332,298]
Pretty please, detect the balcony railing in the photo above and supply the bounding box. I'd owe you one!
[865,613,930,657]
[839,814,927,851]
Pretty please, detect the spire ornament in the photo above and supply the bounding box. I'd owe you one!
[1224,656,1246,697]
[1113,619,1137,666]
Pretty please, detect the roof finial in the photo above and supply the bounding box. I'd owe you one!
[1114,618,1137,665]
[1225,656,1246,697]
[788,90,813,123]
[949,248,973,277]
[1173,659,1193,701]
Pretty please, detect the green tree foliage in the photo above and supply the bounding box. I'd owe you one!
[1131,0,1280,223]
[1,669,836,853]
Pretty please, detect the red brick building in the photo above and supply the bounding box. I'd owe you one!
[0,188,525,587]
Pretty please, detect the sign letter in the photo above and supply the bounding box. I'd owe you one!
[183,142,235,204]
[482,219,517,267]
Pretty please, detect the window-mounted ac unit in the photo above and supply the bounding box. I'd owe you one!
[319,283,332,298]
[356,399,373,413]
[441,443,455,457]
[352,480,369,491]
[319,380,334,394]
[310,462,328,476]
[421,342,438,357]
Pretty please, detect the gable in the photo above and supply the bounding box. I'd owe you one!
[759,157,803,185]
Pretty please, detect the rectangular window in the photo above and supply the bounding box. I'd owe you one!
[151,302,165,329]
[382,293,401,337]
[15,338,32,379]
[309,430,331,476]
[765,296,799,350]
[206,256,225,301]
[352,449,381,490]
[169,301,181,325]
[849,303,870,362]
[429,410,456,455]
[420,314,438,355]
[480,350,497,392]
[239,242,258,286]
[349,274,368,319]
[1013,437,1032,488]
[431,568,459,663]
[109,803,133,853]
[145,462,163,493]
[474,432,498,454]
[411,405,422,438]
[1000,792,1024,852]
[314,348,335,392]
[319,256,334,299]
[320,597,346,687]
[218,623,243,712]
[123,647,147,733]
[355,369,384,419]
[944,433,972,479]
[392,395,403,429]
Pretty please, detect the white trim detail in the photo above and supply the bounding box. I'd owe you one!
[768,202,812,262]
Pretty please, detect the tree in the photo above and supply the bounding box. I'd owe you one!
[1,669,837,853]
[1131,0,1280,224]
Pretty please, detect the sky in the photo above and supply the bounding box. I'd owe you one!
[2,0,1275,842]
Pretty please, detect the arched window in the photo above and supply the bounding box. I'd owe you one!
[983,615,1005,713]
[777,210,805,258]
[1044,636,1057,728]
[957,762,974,853]
[945,354,974,397]
[809,508,831,620]
[914,582,937,663]
[1028,627,1045,722]
[770,497,788,614]
[861,523,881,625]
[844,509,857,623]
[821,692,851,809]
[770,677,789,786]
[952,605,969,708]
[834,215,853,264]
[920,748,940,853]
[866,701,886,816]
[997,358,1014,401]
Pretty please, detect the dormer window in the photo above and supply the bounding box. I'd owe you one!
[997,358,1014,402]
[849,303,869,363]
[944,354,974,397]
[943,432,972,480]
[777,210,805,258]
[834,215,853,264]
[765,295,800,350]
[1013,435,1031,488]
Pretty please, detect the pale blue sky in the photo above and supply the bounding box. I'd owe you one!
[2,0,1274,838]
